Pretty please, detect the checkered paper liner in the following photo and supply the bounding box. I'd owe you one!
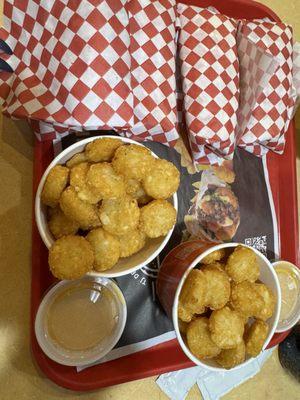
[0,0,134,129]
[124,0,178,145]
[237,20,294,156]
[177,4,239,165]
[0,0,178,146]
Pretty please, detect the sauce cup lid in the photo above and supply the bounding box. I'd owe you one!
[35,276,127,366]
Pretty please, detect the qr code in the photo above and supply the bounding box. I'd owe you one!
[244,236,267,256]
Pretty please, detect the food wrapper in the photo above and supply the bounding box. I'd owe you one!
[0,0,179,146]
[177,4,239,165]
[237,20,294,156]
[0,0,133,132]
[125,0,178,145]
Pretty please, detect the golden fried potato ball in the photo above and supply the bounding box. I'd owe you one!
[60,187,100,230]
[86,228,120,271]
[41,165,69,208]
[69,162,101,204]
[245,320,269,357]
[85,138,122,162]
[66,152,87,168]
[253,283,275,321]
[230,281,264,318]
[178,269,207,322]
[49,235,94,280]
[178,303,194,323]
[202,249,226,265]
[187,317,221,359]
[125,178,152,205]
[139,200,176,238]
[215,341,246,369]
[70,162,89,190]
[142,159,180,199]
[209,306,244,349]
[178,319,188,335]
[225,246,259,283]
[202,265,231,310]
[86,162,126,199]
[112,144,155,181]
[118,229,146,258]
[99,195,140,236]
[48,207,80,239]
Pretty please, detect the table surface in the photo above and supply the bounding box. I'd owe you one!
[0,1,300,399]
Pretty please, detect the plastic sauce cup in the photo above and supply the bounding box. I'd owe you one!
[35,276,127,366]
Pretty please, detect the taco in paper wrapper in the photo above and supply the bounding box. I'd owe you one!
[184,169,240,242]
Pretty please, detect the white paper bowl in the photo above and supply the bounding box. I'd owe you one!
[172,243,281,372]
[35,135,178,278]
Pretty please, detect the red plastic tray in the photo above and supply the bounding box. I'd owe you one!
[30,0,299,391]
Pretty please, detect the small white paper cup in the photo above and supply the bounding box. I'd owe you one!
[35,135,178,278]
[167,243,281,371]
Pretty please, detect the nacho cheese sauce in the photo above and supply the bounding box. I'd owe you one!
[276,267,299,322]
[46,283,119,351]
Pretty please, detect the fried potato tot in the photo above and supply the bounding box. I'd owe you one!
[178,320,188,335]
[225,245,259,283]
[209,306,244,349]
[118,229,146,258]
[99,195,140,236]
[86,162,126,199]
[178,269,207,322]
[254,283,275,321]
[49,235,94,280]
[41,165,69,208]
[139,200,176,238]
[112,144,155,181]
[202,265,231,310]
[230,281,264,318]
[60,187,100,230]
[86,228,120,271]
[85,138,122,162]
[48,207,80,239]
[202,249,226,265]
[245,320,269,357]
[125,178,152,205]
[69,162,101,204]
[66,152,87,168]
[178,303,194,323]
[142,159,180,199]
[215,341,246,369]
[187,317,221,359]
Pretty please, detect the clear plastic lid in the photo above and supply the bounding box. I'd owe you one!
[35,276,127,366]
[273,261,300,333]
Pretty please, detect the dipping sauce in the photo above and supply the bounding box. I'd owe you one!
[35,276,127,366]
[276,268,299,321]
[273,261,300,333]
[47,283,118,351]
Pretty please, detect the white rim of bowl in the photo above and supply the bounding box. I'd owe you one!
[35,135,178,278]
[273,260,300,333]
[172,242,281,371]
[34,276,127,366]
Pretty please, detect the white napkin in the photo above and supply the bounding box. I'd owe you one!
[156,348,273,400]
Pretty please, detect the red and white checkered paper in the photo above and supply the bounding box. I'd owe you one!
[237,20,294,156]
[177,4,239,165]
[125,0,178,145]
[0,0,134,135]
